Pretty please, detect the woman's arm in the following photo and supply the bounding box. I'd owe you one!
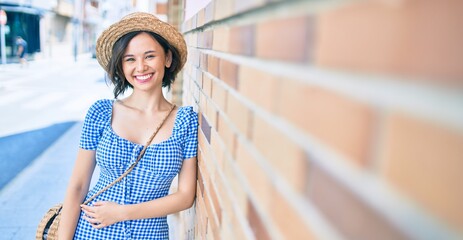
[58,149,96,239]
[81,157,197,228]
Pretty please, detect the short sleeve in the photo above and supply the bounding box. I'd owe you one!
[79,99,112,150]
[181,107,199,160]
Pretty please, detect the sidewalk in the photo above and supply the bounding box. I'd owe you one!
[0,122,181,240]
[0,122,84,239]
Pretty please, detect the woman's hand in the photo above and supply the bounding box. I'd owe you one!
[81,201,125,229]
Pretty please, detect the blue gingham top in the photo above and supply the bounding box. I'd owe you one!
[73,99,198,240]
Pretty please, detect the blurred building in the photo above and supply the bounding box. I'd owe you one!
[0,0,170,62]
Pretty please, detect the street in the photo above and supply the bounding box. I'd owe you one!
[0,55,113,239]
[0,55,113,189]
[0,55,112,137]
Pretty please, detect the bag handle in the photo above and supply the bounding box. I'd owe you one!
[82,103,176,205]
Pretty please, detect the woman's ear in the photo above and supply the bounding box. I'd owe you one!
[165,50,173,68]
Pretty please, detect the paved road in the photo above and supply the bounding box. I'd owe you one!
[0,122,84,239]
[0,121,75,189]
[0,56,112,239]
[0,55,113,189]
[0,55,113,137]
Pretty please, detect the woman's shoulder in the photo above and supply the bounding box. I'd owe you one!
[88,99,114,113]
[177,106,197,121]
[84,99,114,123]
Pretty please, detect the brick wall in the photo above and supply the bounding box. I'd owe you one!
[175,0,463,239]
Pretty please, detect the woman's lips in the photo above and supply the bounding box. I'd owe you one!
[134,73,153,83]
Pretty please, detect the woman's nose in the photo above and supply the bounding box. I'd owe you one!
[136,60,146,71]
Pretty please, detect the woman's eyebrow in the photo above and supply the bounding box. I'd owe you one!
[123,50,156,57]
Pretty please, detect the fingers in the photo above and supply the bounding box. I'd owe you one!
[80,204,94,212]
[80,202,112,229]
[81,204,100,228]
[82,215,105,229]
[93,201,105,206]
[81,208,96,219]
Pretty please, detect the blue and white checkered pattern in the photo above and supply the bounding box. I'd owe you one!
[73,99,198,240]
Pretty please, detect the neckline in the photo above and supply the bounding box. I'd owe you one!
[108,99,181,147]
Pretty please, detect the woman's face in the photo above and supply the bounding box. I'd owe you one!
[122,32,172,92]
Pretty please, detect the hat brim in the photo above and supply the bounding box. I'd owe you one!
[96,12,187,74]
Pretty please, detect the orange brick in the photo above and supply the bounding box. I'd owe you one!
[185,32,197,46]
[238,65,280,113]
[206,221,213,240]
[207,55,220,78]
[209,213,221,240]
[214,0,234,20]
[210,130,225,171]
[234,0,266,13]
[219,59,239,89]
[206,99,218,130]
[307,164,407,240]
[190,14,197,29]
[202,74,212,97]
[197,8,205,27]
[203,184,220,230]
[211,80,228,113]
[270,188,316,239]
[198,126,212,165]
[213,27,230,52]
[381,113,463,228]
[229,25,255,56]
[190,47,200,68]
[195,192,208,239]
[247,200,271,240]
[198,152,213,185]
[223,156,248,216]
[235,139,272,210]
[315,0,463,83]
[204,2,214,24]
[200,52,208,71]
[277,79,375,166]
[226,93,250,138]
[197,162,205,198]
[217,114,236,158]
[183,19,192,32]
[252,114,307,191]
[230,210,253,240]
[209,180,223,224]
[196,68,203,87]
[199,30,213,49]
[199,95,208,130]
[189,77,200,104]
[220,221,234,240]
[215,175,234,224]
[255,16,311,62]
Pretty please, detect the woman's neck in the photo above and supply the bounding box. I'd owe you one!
[121,91,170,113]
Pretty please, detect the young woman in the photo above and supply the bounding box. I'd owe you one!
[58,12,198,239]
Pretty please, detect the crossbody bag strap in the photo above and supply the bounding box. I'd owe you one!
[82,103,176,205]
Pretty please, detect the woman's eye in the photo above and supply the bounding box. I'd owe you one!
[146,55,155,59]
[125,58,135,62]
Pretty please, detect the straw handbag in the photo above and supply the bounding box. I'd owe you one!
[36,104,175,240]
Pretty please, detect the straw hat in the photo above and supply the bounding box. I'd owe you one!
[96,12,187,74]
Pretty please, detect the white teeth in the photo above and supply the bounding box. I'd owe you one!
[136,74,152,80]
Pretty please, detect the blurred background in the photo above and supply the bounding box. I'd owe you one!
[0,0,462,239]
[0,0,166,62]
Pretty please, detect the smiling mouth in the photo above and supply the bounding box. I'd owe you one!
[135,73,153,81]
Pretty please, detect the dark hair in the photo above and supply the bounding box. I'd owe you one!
[107,31,181,98]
